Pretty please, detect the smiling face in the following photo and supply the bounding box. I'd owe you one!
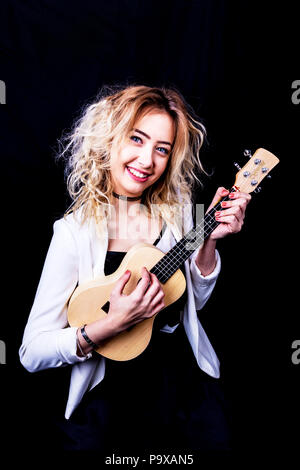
[110,109,175,198]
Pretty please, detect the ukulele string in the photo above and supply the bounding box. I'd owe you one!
[151,210,221,280]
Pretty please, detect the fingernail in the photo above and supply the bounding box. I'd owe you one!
[215,211,221,216]
[221,201,227,207]
[229,193,235,198]
[125,270,131,275]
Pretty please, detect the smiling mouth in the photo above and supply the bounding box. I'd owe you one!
[126,166,152,181]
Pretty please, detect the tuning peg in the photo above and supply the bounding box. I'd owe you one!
[243,149,252,158]
[234,162,241,170]
[254,186,262,193]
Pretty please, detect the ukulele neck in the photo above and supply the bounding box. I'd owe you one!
[150,187,238,284]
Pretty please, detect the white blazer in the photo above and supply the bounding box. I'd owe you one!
[19,207,221,419]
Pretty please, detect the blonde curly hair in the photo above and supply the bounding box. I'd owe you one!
[57,84,206,234]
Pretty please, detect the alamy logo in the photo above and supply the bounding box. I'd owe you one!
[0,80,6,104]
[291,80,300,105]
[0,340,6,364]
[291,340,300,365]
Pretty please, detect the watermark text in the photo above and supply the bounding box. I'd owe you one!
[106,202,205,250]
[0,340,6,364]
[291,340,300,365]
[104,453,194,466]
[291,80,300,105]
[0,80,6,104]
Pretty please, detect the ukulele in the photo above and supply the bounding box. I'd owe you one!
[67,148,279,361]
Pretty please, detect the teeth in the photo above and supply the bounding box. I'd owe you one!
[127,167,149,178]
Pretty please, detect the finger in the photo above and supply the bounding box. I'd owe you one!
[215,211,239,223]
[228,191,251,204]
[215,213,243,231]
[218,204,243,218]
[150,288,165,308]
[134,267,152,296]
[144,273,162,300]
[150,299,165,316]
[220,199,249,217]
[207,187,229,212]
[221,199,247,209]
[113,269,131,296]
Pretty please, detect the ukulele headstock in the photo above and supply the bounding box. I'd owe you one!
[234,148,279,194]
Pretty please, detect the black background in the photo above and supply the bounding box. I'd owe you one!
[0,0,298,461]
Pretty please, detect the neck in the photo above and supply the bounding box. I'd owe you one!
[112,191,143,202]
[111,193,145,221]
[111,191,144,218]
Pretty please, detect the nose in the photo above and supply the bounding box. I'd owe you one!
[136,144,154,169]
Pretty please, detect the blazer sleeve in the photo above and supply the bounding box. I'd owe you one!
[189,248,221,311]
[19,218,91,373]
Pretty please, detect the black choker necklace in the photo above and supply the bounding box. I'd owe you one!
[112,191,142,201]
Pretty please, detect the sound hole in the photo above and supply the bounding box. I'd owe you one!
[101,301,110,313]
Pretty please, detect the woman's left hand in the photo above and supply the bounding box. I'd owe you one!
[208,187,251,240]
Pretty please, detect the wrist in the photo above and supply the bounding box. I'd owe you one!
[81,324,99,348]
[195,238,217,276]
[87,314,123,346]
[76,313,125,357]
[76,327,93,357]
[105,312,125,335]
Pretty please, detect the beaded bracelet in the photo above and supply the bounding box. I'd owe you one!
[76,334,88,357]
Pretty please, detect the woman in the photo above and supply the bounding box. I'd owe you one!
[19,85,250,452]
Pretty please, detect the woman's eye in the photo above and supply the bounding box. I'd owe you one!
[130,135,142,143]
[130,136,169,155]
[157,147,169,155]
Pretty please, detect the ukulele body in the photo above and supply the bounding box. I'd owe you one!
[67,242,186,361]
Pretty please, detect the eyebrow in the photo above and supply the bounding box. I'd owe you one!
[132,128,173,146]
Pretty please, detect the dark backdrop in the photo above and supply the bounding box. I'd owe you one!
[0,0,298,461]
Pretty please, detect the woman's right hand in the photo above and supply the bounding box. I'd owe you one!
[107,267,165,332]
[77,267,165,356]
